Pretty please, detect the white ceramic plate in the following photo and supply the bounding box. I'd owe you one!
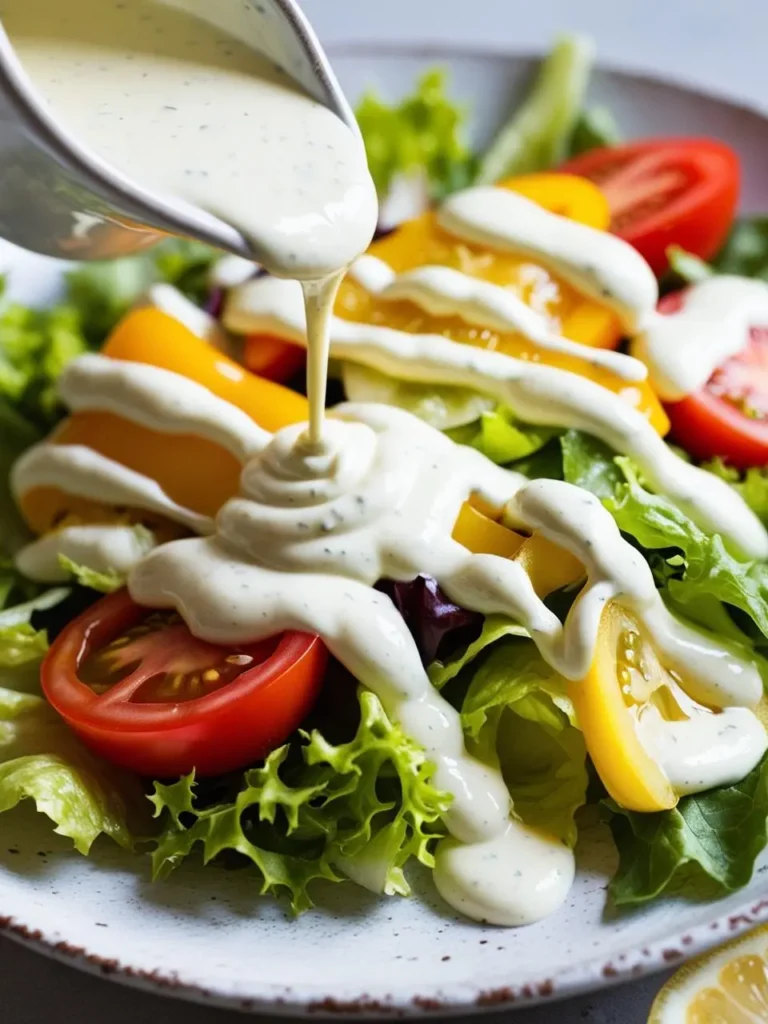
[2,43,768,1019]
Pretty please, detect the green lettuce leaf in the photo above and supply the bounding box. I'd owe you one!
[0,581,149,854]
[67,238,216,345]
[58,554,127,594]
[355,70,475,201]
[0,300,89,434]
[561,430,768,641]
[476,34,595,184]
[665,244,715,286]
[462,641,586,846]
[343,361,556,461]
[0,585,69,671]
[342,362,493,430]
[429,615,529,690]
[567,105,621,158]
[149,688,451,914]
[0,685,147,854]
[670,219,768,286]
[448,406,560,465]
[430,620,586,845]
[606,753,768,905]
[703,459,768,526]
[712,218,768,280]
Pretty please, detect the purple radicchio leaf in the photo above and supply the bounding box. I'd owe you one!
[376,575,483,666]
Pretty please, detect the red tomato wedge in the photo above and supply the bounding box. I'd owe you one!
[560,139,740,275]
[659,291,768,469]
[41,589,327,778]
[244,333,306,383]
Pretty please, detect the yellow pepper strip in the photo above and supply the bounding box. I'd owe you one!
[335,172,669,435]
[452,502,525,560]
[514,534,584,598]
[19,309,309,533]
[568,601,677,813]
[452,502,584,597]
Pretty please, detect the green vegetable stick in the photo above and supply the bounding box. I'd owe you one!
[475,33,595,185]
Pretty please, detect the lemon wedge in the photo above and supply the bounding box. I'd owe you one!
[649,923,768,1022]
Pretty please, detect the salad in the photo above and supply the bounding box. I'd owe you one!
[2,32,768,926]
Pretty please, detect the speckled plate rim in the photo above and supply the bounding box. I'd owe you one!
[2,39,768,1020]
[1,893,768,1016]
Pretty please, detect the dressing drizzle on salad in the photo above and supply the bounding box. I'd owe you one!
[4,0,768,929]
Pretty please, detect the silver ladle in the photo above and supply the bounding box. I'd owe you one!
[0,0,356,261]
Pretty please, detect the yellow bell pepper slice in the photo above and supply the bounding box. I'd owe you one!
[451,502,525,560]
[451,502,584,597]
[335,172,668,435]
[569,601,677,812]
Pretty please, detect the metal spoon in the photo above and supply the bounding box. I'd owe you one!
[0,0,356,261]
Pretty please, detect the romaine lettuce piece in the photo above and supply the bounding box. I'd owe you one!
[0,685,146,853]
[606,753,768,905]
[703,459,768,527]
[561,430,768,641]
[58,554,128,594]
[342,362,493,430]
[567,105,621,158]
[430,619,587,846]
[448,406,559,465]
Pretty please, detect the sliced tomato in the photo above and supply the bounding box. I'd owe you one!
[41,589,327,778]
[243,333,306,383]
[658,291,768,468]
[560,139,740,275]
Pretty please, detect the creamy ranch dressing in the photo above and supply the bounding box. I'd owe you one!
[16,523,157,582]
[347,255,648,382]
[6,7,768,927]
[222,274,768,560]
[632,275,768,400]
[2,0,378,452]
[437,187,659,333]
[122,400,764,919]
[0,0,377,280]
[13,354,767,923]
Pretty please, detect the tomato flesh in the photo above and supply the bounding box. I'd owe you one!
[658,291,768,469]
[243,333,306,383]
[560,139,740,275]
[42,590,328,778]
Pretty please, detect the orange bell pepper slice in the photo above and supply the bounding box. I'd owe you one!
[21,306,583,602]
[335,172,668,435]
[19,309,309,533]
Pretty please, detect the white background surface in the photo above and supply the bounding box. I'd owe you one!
[2,1,765,1021]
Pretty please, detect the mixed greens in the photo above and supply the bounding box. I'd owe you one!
[0,34,767,921]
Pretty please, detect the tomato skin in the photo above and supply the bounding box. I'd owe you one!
[42,590,328,778]
[657,291,768,469]
[244,333,306,383]
[560,139,740,275]
[665,388,768,469]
